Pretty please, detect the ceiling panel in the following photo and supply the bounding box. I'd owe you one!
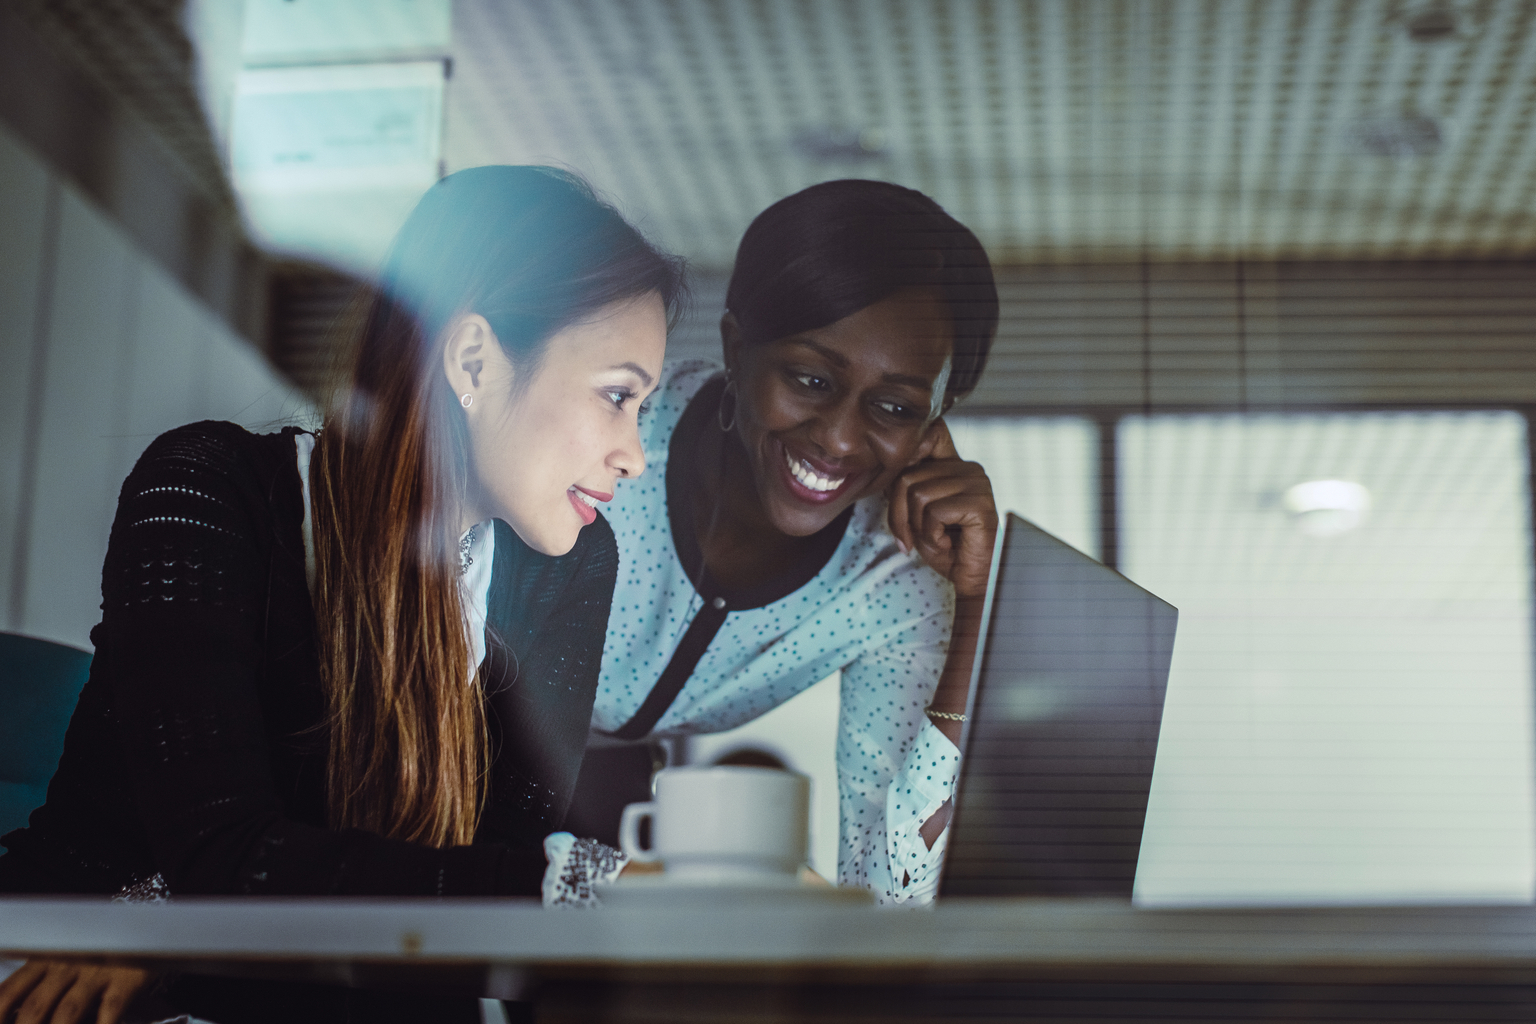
[446,0,1536,268]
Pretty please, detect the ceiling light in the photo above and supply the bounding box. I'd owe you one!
[1283,480,1371,538]
[791,126,886,164]
[1350,115,1442,157]
[1405,8,1459,42]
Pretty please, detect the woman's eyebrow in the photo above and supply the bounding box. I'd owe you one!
[881,372,935,391]
[782,337,849,367]
[609,362,654,387]
[783,338,932,391]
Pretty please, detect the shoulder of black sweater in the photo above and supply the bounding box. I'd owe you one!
[129,419,306,471]
[116,419,310,579]
[121,420,308,522]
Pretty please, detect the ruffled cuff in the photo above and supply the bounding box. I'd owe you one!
[113,872,171,903]
[883,721,961,906]
[541,832,627,908]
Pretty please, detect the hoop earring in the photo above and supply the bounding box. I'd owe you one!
[460,393,473,409]
[717,378,738,433]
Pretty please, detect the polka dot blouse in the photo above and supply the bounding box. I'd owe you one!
[597,361,962,905]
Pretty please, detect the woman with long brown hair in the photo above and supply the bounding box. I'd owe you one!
[0,165,683,1023]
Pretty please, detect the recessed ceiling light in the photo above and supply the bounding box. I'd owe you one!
[1406,7,1459,42]
[791,126,886,164]
[1350,114,1442,158]
[1283,480,1371,538]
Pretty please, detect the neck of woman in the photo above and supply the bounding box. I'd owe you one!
[683,386,816,594]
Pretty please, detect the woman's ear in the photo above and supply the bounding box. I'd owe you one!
[719,312,742,376]
[442,314,498,405]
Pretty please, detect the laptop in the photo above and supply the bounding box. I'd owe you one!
[938,513,1178,898]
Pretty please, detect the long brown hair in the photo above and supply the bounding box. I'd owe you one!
[310,167,684,847]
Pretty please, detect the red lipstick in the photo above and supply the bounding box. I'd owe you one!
[568,486,606,525]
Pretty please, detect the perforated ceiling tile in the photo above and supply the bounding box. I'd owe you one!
[446,0,1536,268]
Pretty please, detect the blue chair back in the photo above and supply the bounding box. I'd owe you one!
[0,632,92,845]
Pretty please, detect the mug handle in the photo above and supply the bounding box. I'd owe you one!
[619,801,660,863]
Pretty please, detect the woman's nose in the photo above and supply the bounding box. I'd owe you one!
[612,419,648,479]
[810,397,862,458]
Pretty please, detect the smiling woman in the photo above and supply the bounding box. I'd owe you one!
[724,287,954,541]
[0,166,683,1024]
[446,295,665,555]
[568,180,1000,905]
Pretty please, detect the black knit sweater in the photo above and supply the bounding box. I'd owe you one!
[0,421,618,899]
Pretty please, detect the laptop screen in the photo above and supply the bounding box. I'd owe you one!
[939,513,1178,898]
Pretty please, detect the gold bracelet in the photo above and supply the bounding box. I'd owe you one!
[924,706,966,722]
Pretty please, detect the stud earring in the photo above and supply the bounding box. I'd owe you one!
[460,393,473,409]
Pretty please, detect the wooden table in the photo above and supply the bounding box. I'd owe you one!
[6,896,1536,1021]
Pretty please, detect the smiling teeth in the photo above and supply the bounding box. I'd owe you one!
[572,489,599,508]
[785,450,846,493]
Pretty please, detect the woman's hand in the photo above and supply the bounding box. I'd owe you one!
[887,420,998,599]
[0,959,151,1024]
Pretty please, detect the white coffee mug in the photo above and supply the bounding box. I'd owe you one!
[619,766,810,882]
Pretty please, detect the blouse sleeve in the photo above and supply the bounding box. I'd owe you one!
[96,424,545,897]
[835,558,959,906]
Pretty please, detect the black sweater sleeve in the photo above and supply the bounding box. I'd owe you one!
[48,423,548,896]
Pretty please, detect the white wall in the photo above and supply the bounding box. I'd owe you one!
[947,416,1099,559]
[0,122,313,652]
[690,674,842,879]
[0,120,51,627]
[1126,412,1535,905]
